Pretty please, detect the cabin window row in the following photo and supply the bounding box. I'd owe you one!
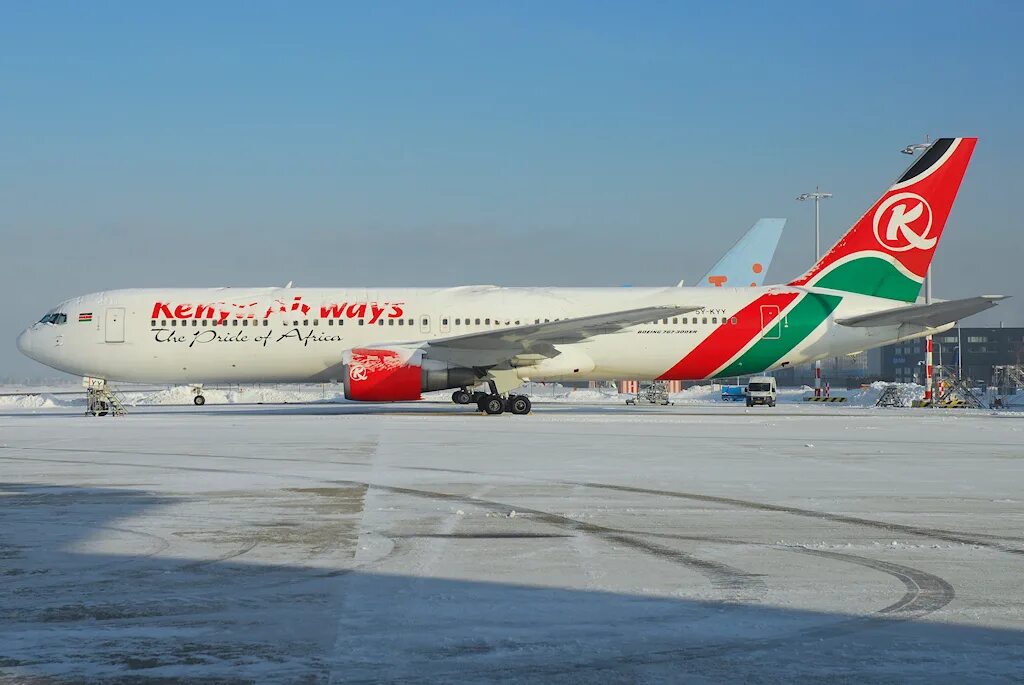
[655,316,739,325]
[443,318,523,326]
[152,315,740,328]
[151,318,421,327]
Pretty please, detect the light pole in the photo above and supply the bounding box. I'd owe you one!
[901,138,934,402]
[797,187,832,396]
[796,187,833,265]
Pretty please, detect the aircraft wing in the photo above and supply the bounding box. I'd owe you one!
[834,295,1007,328]
[695,218,785,288]
[423,305,702,367]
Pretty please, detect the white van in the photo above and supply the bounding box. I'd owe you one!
[745,376,777,407]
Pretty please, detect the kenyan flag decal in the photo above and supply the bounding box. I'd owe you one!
[790,138,977,303]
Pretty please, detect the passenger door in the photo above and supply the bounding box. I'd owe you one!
[760,305,782,340]
[105,308,126,343]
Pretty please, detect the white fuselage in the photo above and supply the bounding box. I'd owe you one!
[18,285,947,386]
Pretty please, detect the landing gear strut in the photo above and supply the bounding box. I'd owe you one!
[191,385,206,406]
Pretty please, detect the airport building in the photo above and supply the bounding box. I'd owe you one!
[876,326,1024,385]
[767,326,1024,388]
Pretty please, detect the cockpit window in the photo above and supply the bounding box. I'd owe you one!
[38,312,68,325]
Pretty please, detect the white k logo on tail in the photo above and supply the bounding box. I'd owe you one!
[872,192,935,252]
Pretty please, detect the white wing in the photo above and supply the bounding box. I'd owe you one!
[423,305,703,368]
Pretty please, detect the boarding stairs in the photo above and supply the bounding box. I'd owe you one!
[876,384,908,408]
[991,365,1024,408]
[934,366,986,409]
[83,377,128,417]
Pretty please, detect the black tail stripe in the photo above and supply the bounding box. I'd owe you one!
[897,138,955,184]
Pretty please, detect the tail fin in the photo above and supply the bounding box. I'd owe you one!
[696,218,785,288]
[790,137,977,302]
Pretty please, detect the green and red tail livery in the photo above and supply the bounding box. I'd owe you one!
[790,138,977,302]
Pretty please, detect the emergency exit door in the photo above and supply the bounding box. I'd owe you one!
[760,305,782,340]
[105,308,125,343]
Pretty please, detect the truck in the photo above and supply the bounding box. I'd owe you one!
[721,385,746,401]
[745,376,777,407]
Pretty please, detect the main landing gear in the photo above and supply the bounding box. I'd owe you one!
[191,385,206,406]
[469,382,532,416]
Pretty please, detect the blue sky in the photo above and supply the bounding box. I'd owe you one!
[2,1,1022,378]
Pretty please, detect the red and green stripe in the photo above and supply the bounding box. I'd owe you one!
[658,291,842,380]
[812,256,922,302]
[715,293,841,377]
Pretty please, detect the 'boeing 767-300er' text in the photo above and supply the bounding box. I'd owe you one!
[18,137,1005,415]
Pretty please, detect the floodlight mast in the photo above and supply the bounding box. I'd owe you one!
[797,187,832,397]
[902,137,935,403]
[796,187,833,265]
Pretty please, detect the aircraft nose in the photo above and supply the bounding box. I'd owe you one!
[16,327,38,360]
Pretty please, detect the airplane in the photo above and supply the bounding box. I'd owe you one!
[17,137,1005,416]
[689,218,785,288]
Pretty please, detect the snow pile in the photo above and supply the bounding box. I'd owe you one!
[543,388,621,403]
[222,387,347,405]
[842,381,924,407]
[0,393,79,409]
[137,385,347,405]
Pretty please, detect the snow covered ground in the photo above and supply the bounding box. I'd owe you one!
[0,379,958,411]
[1,394,1023,683]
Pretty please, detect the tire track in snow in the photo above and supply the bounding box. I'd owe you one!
[339,481,765,601]
[7,445,1021,548]
[567,480,1024,556]
[0,449,964,680]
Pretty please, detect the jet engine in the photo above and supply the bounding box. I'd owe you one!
[342,347,477,402]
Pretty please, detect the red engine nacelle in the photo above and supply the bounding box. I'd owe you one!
[342,347,477,402]
[344,348,422,401]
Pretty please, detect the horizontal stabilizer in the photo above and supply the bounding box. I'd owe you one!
[835,295,1007,328]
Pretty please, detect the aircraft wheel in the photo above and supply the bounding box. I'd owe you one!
[194,395,206,406]
[484,395,505,415]
[452,389,472,405]
[509,395,531,415]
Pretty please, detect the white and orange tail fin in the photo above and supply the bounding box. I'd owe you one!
[790,137,977,302]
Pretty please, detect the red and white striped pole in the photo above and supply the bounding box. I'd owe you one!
[924,336,934,402]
